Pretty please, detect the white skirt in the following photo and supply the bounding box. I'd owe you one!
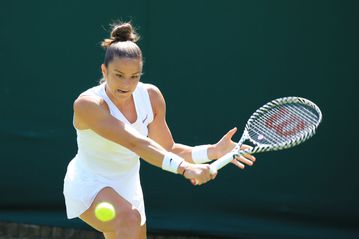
[63,156,146,225]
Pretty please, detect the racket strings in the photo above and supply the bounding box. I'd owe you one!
[249,117,284,144]
[262,104,318,130]
[260,105,318,133]
[248,103,319,145]
[258,104,318,129]
[249,126,281,144]
[286,104,319,125]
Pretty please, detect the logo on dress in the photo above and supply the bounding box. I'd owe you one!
[142,114,148,123]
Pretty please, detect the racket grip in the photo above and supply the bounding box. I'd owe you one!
[209,152,235,173]
[193,153,235,185]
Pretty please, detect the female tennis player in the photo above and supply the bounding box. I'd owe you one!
[63,22,256,239]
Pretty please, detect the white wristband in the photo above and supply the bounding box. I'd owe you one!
[192,145,210,164]
[162,152,184,174]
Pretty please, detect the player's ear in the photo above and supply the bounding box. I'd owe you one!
[101,64,107,77]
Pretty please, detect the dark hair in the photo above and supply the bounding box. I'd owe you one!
[101,22,142,67]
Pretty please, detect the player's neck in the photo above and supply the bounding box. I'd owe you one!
[112,95,134,111]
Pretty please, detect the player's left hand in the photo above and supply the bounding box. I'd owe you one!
[212,127,256,169]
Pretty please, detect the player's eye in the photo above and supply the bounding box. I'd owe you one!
[116,74,123,78]
[131,75,140,79]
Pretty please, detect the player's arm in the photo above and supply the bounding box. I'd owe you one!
[146,84,204,163]
[146,84,255,167]
[74,95,171,168]
[73,95,215,184]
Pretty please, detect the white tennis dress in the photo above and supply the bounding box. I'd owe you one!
[63,82,153,226]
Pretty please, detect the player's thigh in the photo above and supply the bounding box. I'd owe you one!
[139,223,147,239]
[79,187,141,233]
[103,223,146,239]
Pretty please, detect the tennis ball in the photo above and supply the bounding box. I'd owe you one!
[95,202,116,222]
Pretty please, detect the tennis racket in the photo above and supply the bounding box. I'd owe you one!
[209,96,322,174]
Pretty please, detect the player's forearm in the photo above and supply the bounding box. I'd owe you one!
[130,138,188,174]
[168,143,193,162]
[98,122,175,169]
[129,136,168,168]
[170,143,218,163]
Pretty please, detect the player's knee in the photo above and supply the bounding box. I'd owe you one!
[117,207,141,229]
[126,209,141,227]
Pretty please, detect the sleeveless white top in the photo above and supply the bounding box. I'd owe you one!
[63,82,153,225]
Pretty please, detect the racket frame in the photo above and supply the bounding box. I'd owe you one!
[209,97,322,174]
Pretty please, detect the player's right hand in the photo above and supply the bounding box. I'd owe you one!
[181,163,217,185]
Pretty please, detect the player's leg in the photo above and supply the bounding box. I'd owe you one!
[139,223,147,239]
[102,224,145,239]
[102,222,146,239]
[79,187,142,239]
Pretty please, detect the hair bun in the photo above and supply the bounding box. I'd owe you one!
[111,23,139,42]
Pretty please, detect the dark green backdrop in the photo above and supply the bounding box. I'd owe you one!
[1,0,358,238]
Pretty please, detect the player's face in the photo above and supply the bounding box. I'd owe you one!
[102,57,142,101]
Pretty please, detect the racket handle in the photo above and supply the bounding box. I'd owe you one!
[209,152,235,174]
[192,152,235,185]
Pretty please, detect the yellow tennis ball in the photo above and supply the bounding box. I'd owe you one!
[95,202,116,222]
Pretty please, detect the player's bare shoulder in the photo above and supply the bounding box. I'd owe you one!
[73,94,108,129]
[143,83,166,113]
[73,94,105,113]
